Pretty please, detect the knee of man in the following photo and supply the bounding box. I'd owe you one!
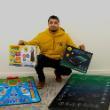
[65,68,72,74]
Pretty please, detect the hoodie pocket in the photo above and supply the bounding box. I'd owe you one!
[39,39,53,51]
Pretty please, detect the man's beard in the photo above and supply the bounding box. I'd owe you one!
[49,27,58,32]
[50,30,57,32]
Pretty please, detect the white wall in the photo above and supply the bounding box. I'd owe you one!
[0,0,110,74]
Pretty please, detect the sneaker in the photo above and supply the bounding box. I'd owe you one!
[55,76,62,83]
[37,81,45,89]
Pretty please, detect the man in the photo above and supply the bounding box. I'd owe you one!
[18,15,85,89]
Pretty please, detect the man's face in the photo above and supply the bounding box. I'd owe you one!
[48,19,59,32]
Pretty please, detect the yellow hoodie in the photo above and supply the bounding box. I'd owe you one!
[24,27,79,60]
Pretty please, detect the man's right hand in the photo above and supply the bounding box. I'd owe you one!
[18,40,25,45]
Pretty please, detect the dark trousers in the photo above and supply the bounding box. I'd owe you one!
[35,54,72,82]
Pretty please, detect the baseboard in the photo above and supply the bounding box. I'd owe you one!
[0,69,110,78]
[88,69,110,74]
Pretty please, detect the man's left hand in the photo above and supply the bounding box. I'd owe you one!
[79,44,85,50]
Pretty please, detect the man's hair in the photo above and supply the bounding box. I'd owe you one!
[48,15,60,23]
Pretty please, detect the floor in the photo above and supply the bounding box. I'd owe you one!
[0,70,110,110]
[0,70,69,110]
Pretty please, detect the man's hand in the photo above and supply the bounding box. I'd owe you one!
[18,40,25,45]
[79,44,85,50]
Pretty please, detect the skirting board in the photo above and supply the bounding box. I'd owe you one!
[0,69,110,78]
